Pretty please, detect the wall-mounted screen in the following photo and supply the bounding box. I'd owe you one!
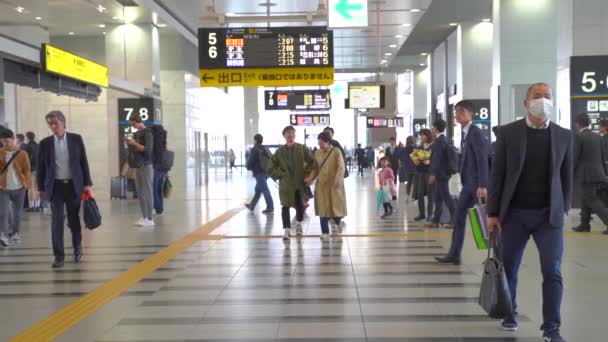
[347,85,385,109]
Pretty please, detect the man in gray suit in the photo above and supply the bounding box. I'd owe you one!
[488,83,572,342]
[571,113,608,233]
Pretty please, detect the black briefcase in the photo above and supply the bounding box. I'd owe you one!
[479,232,513,319]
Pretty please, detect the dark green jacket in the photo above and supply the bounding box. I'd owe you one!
[268,143,317,207]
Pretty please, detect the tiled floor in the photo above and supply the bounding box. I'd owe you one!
[0,171,607,341]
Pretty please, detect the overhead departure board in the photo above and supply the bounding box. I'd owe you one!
[199,26,334,87]
[290,114,330,126]
[570,56,608,133]
[41,44,109,88]
[366,117,404,128]
[265,89,331,110]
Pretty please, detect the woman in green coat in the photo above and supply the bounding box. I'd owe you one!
[268,126,317,240]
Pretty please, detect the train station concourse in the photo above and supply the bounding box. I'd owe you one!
[1,0,608,341]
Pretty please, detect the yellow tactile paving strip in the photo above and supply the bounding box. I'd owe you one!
[8,208,242,342]
[9,208,604,341]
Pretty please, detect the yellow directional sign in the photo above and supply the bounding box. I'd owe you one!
[42,44,109,88]
[199,67,334,87]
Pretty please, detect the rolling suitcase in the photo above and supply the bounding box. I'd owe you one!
[111,176,127,199]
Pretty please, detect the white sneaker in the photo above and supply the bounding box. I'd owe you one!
[283,228,291,240]
[338,221,346,230]
[320,233,330,240]
[134,218,146,226]
[142,219,155,227]
[0,233,9,247]
[296,223,303,236]
[11,233,21,245]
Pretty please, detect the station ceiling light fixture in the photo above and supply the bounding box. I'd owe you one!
[421,52,428,56]
[157,23,167,27]
[225,12,236,16]
[98,24,106,28]
[112,16,119,20]
[419,63,425,67]
[402,23,411,27]
[102,31,106,35]
[482,18,491,22]
[395,34,404,38]
[97,5,106,13]
[389,44,398,48]
[406,69,412,72]
[381,59,388,63]
[68,32,75,35]
[15,6,25,13]
[410,8,421,13]
[449,23,458,26]
[35,16,42,20]
[385,52,392,56]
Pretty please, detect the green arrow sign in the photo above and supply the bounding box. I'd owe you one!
[329,0,368,28]
[336,0,364,20]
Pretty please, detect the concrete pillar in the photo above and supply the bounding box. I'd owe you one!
[413,68,430,119]
[0,57,5,126]
[243,87,259,146]
[492,0,559,124]
[459,22,494,100]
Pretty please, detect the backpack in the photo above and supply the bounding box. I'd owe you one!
[446,142,459,176]
[257,146,272,173]
[149,125,167,166]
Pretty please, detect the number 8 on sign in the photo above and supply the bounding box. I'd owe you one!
[478,108,489,120]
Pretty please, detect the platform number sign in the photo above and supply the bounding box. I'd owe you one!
[470,100,491,142]
[570,56,608,133]
[413,119,427,137]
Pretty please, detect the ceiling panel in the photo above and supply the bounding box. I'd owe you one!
[215,0,320,15]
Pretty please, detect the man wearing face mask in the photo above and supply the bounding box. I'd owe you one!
[487,83,572,342]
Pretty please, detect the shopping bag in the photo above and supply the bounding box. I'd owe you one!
[382,185,392,204]
[479,232,513,319]
[468,202,489,250]
[82,191,102,230]
[376,188,385,213]
[163,176,173,199]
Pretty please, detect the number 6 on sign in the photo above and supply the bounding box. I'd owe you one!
[208,33,217,59]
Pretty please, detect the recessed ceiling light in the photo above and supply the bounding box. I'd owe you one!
[35,16,42,20]
[410,8,421,13]
[98,24,106,28]
[395,34,404,38]
[68,32,75,35]
[389,44,397,48]
[406,69,412,72]
[421,52,428,56]
[449,23,458,26]
[97,5,106,13]
[112,16,119,20]
[15,6,25,13]
[385,52,392,56]
[402,23,411,27]
[157,23,167,27]
[102,31,106,35]
[419,63,425,66]
[381,60,388,63]
[225,12,236,16]
[482,18,491,22]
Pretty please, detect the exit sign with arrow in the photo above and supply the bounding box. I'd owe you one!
[328,0,368,28]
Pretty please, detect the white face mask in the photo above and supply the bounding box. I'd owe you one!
[528,98,553,120]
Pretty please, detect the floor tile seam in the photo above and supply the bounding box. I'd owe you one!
[276,238,309,339]
[345,237,369,342]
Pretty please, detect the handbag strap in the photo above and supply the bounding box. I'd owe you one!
[311,147,336,182]
[487,231,501,260]
[1,150,22,175]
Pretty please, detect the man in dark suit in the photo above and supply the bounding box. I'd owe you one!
[384,137,400,185]
[38,111,93,268]
[571,113,608,233]
[427,119,455,228]
[487,83,571,342]
[436,101,489,264]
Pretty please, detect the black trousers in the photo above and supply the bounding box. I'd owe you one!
[51,181,82,259]
[580,182,608,226]
[282,190,304,228]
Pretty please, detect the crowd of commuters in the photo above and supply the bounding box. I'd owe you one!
[242,83,578,341]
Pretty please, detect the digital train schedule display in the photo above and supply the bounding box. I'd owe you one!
[265,89,331,110]
[199,27,333,69]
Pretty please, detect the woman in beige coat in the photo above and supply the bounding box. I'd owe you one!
[306,132,347,240]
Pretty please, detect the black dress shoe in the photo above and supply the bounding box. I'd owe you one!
[52,258,65,269]
[435,256,461,265]
[572,225,591,232]
[413,215,426,222]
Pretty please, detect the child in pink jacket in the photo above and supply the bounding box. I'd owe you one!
[378,157,397,218]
